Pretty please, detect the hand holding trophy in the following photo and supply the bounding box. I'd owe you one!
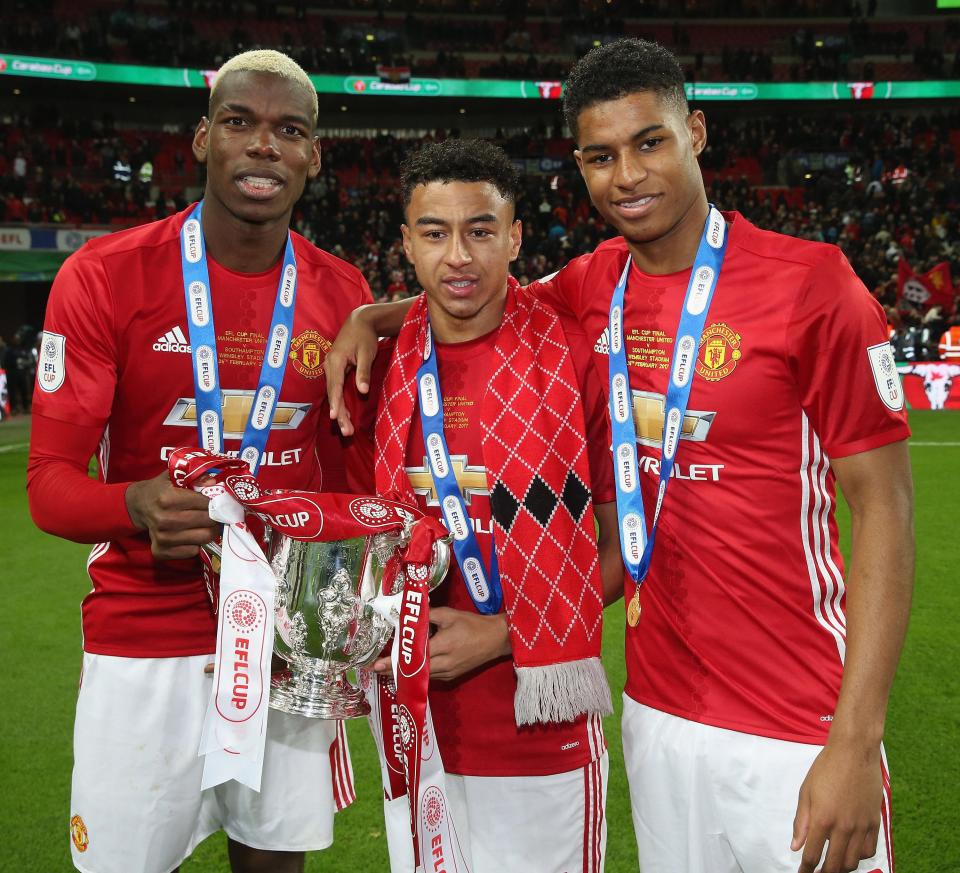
[167,447,450,791]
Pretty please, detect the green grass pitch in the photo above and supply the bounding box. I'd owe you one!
[1,412,957,872]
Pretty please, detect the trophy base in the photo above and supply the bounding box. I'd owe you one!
[270,668,370,719]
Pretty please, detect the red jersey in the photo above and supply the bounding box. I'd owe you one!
[31,207,372,657]
[398,326,614,776]
[536,212,910,744]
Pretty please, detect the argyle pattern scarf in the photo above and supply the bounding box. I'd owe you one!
[375,279,612,725]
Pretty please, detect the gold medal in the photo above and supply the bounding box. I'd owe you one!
[626,590,642,627]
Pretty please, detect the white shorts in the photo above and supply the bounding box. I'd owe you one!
[69,653,355,873]
[382,753,608,873]
[622,697,894,873]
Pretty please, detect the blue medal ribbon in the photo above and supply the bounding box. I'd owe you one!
[415,324,503,615]
[609,205,728,589]
[179,200,298,475]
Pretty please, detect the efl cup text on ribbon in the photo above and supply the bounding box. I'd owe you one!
[461,556,489,602]
[686,266,714,316]
[612,373,629,423]
[252,386,275,430]
[201,410,220,451]
[708,209,725,248]
[622,513,643,563]
[280,264,297,307]
[246,495,324,539]
[654,480,667,521]
[390,701,405,766]
[431,835,447,872]
[611,304,623,354]
[231,637,250,709]
[441,495,469,540]
[189,281,210,326]
[399,589,424,666]
[268,325,288,368]
[196,346,216,392]
[664,407,682,460]
[170,449,211,483]
[183,219,202,263]
[617,443,635,491]
[672,336,696,388]
[427,432,447,475]
[420,373,440,417]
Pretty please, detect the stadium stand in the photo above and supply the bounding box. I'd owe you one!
[1,1,958,358]
[2,109,958,318]
[6,0,960,80]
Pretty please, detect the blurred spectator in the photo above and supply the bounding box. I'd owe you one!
[3,108,958,325]
[112,153,132,184]
[1,327,37,415]
[939,318,960,361]
[6,1,958,83]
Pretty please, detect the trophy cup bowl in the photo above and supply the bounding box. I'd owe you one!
[266,516,450,719]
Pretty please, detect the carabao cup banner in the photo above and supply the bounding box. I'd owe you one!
[897,363,960,410]
[5,53,960,101]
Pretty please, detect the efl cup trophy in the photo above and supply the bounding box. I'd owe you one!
[266,514,450,719]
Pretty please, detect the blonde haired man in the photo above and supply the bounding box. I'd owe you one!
[28,51,368,873]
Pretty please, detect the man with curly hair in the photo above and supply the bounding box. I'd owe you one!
[355,138,622,873]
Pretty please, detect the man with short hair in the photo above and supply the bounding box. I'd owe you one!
[327,39,914,873]
[538,39,913,873]
[358,138,621,873]
[28,50,368,873]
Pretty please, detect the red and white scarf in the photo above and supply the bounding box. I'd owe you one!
[375,280,612,724]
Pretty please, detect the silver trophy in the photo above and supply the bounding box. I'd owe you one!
[266,515,450,719]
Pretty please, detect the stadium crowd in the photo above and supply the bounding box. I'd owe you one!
[1,104,958,399]
[7,0,960,82]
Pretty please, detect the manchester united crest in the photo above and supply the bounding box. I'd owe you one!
[696,322,743,382]
[289,330,332,379]
[70,814,89,853]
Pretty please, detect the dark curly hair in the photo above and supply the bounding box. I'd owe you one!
[562,39,688,141]
[400,138,520,212]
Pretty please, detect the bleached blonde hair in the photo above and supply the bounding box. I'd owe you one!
[210,50,318,125]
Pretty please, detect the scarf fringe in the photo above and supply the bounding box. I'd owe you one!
[513,658,613,726]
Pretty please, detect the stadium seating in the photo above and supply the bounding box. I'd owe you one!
[7,0,959,80]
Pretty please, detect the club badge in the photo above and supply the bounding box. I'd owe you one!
[289,330,332,379]
[696,322,742,382]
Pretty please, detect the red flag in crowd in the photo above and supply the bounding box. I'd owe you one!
[897,258,956,314]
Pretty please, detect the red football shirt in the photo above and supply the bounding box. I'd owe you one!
[31,206,372,657]
[536,212,910,743]
[400,325,614,776]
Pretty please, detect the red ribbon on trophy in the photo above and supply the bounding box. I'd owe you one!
[167,447,446,812]
[169,447,422,540]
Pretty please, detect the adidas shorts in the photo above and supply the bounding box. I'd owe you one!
[69,652,354,873]
[621,696,894,873]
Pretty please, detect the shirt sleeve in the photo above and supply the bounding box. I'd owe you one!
[786,246,911,458]
[564,321,616,504]
[356,270,375,306]
[27,250,137,542]
[27,412,137,542]
[32,249,118,429]
[527,254,590,322]
[342,337,394,495]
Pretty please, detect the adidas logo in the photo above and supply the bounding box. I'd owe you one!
[153,325,192,353]
[594,328,610,354]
